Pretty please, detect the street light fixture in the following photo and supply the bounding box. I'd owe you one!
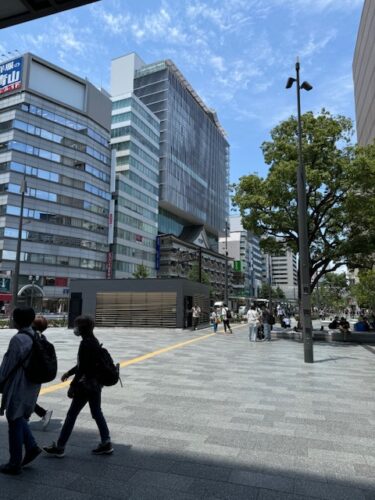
[286,57,314,364]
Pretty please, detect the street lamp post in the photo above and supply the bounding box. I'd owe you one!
[286,58,314,363]
[11,173,27,312]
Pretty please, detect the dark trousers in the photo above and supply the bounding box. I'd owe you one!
[192,317,199,330]
[57,390,110,448]
[7,416,37,467]
[34,403,46,418]
[223,319,232,332]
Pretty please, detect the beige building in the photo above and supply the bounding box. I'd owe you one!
[353,0,375,145]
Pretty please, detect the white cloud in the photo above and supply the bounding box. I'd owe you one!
[299,29,337,59]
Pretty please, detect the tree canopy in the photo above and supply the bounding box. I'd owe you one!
[233,109,375,291]
[351,270,375,311]
[132,264,150,279]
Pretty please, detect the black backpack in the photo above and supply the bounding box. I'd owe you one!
[226,308,232,319]
[95,344,120,387]
[21,331,58,384]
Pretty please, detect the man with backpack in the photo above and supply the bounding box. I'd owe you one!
[44,315,113,458]
[0,307,43,475]
[221,304,233,334]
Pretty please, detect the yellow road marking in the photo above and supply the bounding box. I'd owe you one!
[40,331,216,396]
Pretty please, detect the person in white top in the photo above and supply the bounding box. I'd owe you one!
[247,305,261,342]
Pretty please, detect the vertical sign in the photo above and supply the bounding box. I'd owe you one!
[0,57,23,95]
[106,251,113,279]
[107,199,114,245]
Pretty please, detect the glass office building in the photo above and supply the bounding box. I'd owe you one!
[133,60,229,247]
[0,53,112,311]
[111,54,230,252]
[111,93,160,277]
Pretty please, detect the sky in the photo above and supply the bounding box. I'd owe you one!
[0,0,364,182]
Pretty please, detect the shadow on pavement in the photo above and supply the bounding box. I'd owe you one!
[0,420,374,500]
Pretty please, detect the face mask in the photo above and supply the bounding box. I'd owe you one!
[73,327,81,337]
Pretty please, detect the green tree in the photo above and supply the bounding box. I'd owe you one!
[132,264,150,279]
[233,110,375,291]
[351,270,375,311]
[258,283,285,299]
[187,262,210,285]
[312,272,349,311]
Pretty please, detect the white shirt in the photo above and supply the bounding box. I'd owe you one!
[247,309,260,325]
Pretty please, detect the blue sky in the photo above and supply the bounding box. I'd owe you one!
[0,0,364,182]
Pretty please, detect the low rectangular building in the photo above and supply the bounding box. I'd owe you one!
[69,278,210,329]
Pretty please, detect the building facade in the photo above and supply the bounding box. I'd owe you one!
[268,250,298,301]
[110,91,160,278]
[219,216,264,301]
[353,0,375,145]
[111,53,229,251]
[0,53,112,311]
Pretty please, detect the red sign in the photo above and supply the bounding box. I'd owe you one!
[106,251,113,279]
[55,277,68,287]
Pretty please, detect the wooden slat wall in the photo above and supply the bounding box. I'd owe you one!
[193,294,210,324]
[95,291,177,328]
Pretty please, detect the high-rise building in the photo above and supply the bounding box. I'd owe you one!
[110,89,160,278]
[219,216,264,300]
[268,250,298,301]
[353,0,375,145]
[111,53,229,251]
[0,53,112,311]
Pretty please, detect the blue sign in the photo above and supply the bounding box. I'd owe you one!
[0,57,23,95]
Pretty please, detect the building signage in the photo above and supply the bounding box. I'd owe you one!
[233,260,242,271]
[0,278,10,292]
[0,57,23,95]
[106,251,113,279]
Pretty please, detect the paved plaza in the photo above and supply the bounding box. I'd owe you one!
[0,323,375,499]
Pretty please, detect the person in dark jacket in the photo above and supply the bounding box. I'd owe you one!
[0,307,42,475]
[32,315,53,430]
[43,315,112,457]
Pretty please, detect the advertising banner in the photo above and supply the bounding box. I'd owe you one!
[233,260,242,271]
[0,57,23,95]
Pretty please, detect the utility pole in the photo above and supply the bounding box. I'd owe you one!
[11,173,27,313]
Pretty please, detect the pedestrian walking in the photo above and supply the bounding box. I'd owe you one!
[221,304,233,334]
[210,308,219,333]
[0,307,42,475]
[43,315,113,458]
[261,307,273,342]
[31,315,53,430]
[247,305,261,342]
[191,304,201,331]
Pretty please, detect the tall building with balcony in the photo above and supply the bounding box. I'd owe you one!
[219,216,264,301]
[353,0,375,146]
[0,53,112,311]
[109,92,160,278]
[111,53,230,251]
[268,250,298,301]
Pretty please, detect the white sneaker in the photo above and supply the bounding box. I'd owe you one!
[41,410,53,430]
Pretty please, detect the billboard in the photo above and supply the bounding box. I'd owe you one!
[233,260,242,271]
[0,57,23,95]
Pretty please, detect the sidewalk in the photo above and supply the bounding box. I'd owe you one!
[0,324,375,499]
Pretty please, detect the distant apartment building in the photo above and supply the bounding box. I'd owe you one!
[109,86,160,278]
[268,250,298,301]
[353,0,375,145]
[219,216,264,300]
[0,53,112,311]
